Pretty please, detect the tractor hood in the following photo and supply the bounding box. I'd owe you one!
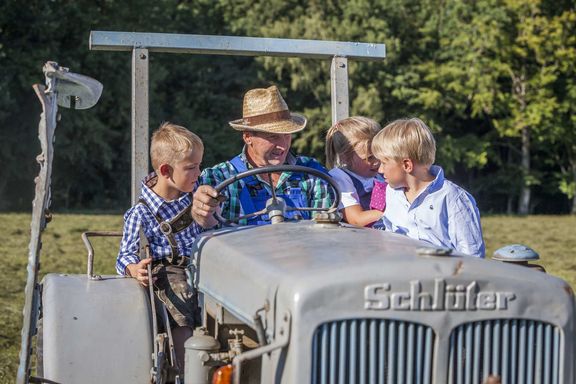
[194,221,574,329]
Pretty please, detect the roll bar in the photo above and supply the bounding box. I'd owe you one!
[89,31,386,204]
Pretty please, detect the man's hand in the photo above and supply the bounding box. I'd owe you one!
[125,258,154,287]
[192,185,221,228]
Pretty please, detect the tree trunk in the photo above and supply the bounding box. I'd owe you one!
[507,197,514,214]
[518,126,531,215]
[506,146,514,214]
[0,176,7,210]
[513,67,530,215]
[572,163,576,215]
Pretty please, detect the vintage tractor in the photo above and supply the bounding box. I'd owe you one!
[17,32,575,384]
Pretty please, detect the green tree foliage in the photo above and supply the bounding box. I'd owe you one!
[388,0,575,213]
[1,0,574,213]
[219,0,401,160]
[544,9,576,213]
[0,0,258,211]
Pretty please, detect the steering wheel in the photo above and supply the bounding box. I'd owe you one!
[212,165,341,226]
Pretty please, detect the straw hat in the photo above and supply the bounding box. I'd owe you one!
[229,85,307,133]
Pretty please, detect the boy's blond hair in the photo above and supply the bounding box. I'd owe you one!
[325,116,381,169]
[150,122,203,170]
[372,118,436,165]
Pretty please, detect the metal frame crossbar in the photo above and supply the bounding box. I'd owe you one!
[89,31,386,203]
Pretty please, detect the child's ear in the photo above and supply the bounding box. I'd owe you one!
[158,163,172,177]
[402,158,413,173]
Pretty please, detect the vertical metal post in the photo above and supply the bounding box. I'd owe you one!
[330,56,349,125]
[132,48,150,204]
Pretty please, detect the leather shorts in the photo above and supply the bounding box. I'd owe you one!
[151,259,199,328]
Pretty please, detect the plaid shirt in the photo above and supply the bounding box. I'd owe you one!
[116,173,203,275]
[199,148,333,225]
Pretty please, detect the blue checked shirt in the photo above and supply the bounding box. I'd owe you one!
[381,165,485,258]
[199,148,333,225]
[116,173,203,275]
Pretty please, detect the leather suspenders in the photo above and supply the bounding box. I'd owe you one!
[138,197,193,266]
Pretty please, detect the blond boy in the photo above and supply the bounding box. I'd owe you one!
[117,122,204,372]
[371,118,485,257]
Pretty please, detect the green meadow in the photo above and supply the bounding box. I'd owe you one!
[1,213,575,382]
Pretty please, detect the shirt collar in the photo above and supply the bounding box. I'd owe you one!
[410,165,444,206]
[427,165,444,191]
[140,172,190,214]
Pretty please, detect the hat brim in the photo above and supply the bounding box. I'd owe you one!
[229,113,307,134]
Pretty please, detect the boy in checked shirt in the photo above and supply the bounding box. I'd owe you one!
[117,122,204,373]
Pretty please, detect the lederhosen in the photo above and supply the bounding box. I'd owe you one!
[138,196,192,266]
[139,197,199,328]
[229,155,324,225]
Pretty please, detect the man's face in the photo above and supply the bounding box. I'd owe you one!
[244,131,292,167]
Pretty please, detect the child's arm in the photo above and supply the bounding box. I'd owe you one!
[330,168,385,227]
[117,207,156,286]
[342,205,385,227]
[125,258,154,287]
[448,192,486,258]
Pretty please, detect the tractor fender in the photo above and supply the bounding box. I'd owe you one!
[39,273,153,383]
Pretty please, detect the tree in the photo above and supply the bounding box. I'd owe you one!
[1,0,574,213]
[542,8,576,213]
[219,0,429,161]
[0,0,258,211]
[403,0,570,214]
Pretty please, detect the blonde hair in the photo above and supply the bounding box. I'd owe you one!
[325,116,381,169]
[371,118,436,165]
[150,122,203,170]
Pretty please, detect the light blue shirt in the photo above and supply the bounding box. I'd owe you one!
[381,165,485,258]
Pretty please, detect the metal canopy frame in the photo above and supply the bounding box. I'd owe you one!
[89,31,386,204]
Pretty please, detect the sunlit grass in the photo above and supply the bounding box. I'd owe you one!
[482,215,576,285]
[1,213,575,382]
[0,213,123,383]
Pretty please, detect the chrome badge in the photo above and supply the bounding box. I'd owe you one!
[365,278,516,311]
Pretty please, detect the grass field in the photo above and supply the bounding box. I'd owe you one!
[1,213,575,382]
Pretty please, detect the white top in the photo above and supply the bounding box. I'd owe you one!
[329,167,376,210]
[381,165,485,258]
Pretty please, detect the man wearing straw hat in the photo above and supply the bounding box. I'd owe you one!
[192,85,333,227]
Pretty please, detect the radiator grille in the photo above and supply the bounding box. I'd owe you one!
[311,319,435,384]
[448,319,562,384]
